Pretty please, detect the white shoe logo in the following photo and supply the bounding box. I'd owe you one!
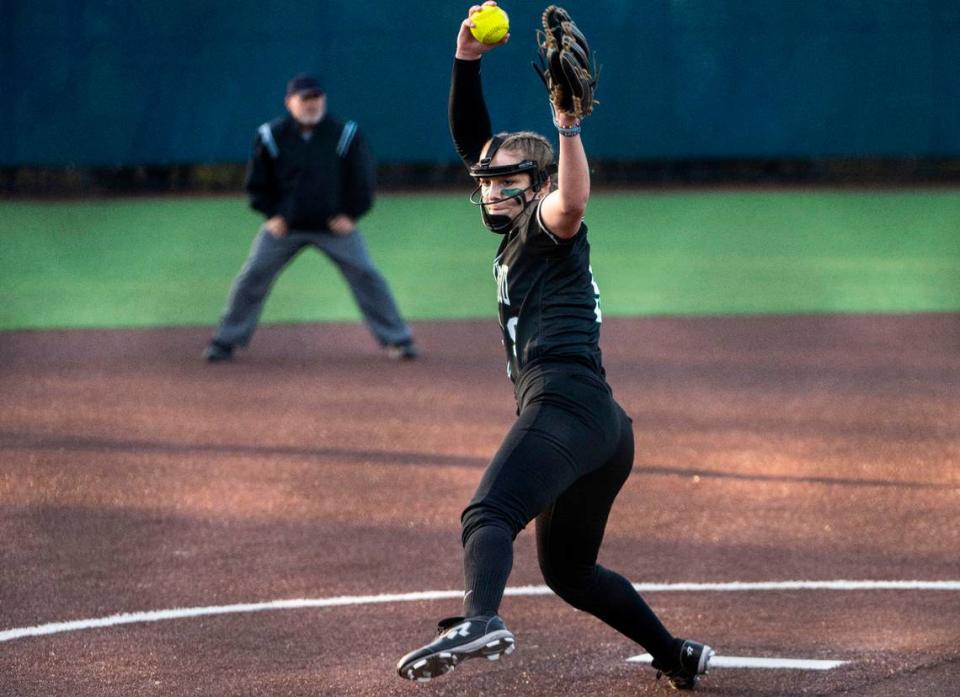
[444,622,472,640]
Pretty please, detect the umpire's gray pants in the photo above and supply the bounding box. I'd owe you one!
[213,227,412,349]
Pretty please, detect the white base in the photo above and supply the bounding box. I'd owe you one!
[627,653,846,671]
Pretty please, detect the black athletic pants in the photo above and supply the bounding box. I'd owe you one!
[460,360,675,660]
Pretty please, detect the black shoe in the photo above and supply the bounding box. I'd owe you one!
[397,615,515,682]
[203,341,233,362]
[385,341,419,360]
[652,639,715,690]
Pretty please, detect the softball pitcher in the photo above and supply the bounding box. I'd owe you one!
[397,4,713,690]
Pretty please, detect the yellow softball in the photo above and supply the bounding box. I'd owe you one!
[470,5,510,45]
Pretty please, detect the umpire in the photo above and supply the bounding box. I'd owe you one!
[204,73,418,362]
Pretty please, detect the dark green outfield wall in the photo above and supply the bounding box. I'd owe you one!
[4,1,959,166]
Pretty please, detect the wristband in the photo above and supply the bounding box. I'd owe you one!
[550,104,581,136]
[551,109,581,136]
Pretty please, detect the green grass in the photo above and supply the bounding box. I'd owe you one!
[1,190,958,330]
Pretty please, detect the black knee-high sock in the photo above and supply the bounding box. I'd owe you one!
[462,524,514,617]
[589,566,676,661]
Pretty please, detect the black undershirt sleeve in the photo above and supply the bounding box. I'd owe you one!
[449,58,493,168]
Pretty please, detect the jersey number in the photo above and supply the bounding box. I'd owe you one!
[589,266,602,323]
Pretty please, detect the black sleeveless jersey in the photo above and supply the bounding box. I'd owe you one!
[493,200,604,383]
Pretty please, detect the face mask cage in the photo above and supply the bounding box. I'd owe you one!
[468,136,549,233]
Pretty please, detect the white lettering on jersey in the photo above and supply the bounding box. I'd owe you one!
[589,265,602,323]
[505,316,519,378]
[495,263,510,306]
[506,317,518,348]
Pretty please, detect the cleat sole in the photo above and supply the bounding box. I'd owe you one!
[398,630,515,681]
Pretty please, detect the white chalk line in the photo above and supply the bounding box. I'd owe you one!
[628,654,846,670]
[2,579,958,644]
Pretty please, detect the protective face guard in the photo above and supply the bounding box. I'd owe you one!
[468,136,549,233]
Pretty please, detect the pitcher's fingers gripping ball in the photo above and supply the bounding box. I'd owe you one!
[533,5,600,119]
[470,4,510,44]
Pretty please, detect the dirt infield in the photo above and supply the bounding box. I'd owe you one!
[1,314,958,696]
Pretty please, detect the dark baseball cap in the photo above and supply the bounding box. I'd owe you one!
[286,73,324,97]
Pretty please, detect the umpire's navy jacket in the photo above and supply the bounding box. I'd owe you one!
[244,115,374,232]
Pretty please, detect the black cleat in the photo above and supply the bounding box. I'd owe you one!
[203,341,234,363]
[652,638,715,690]
[397,615,515,682]
[385,341,419,360]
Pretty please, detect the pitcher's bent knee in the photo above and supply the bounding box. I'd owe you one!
[461,500,522,547]
[539,560,600,610]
